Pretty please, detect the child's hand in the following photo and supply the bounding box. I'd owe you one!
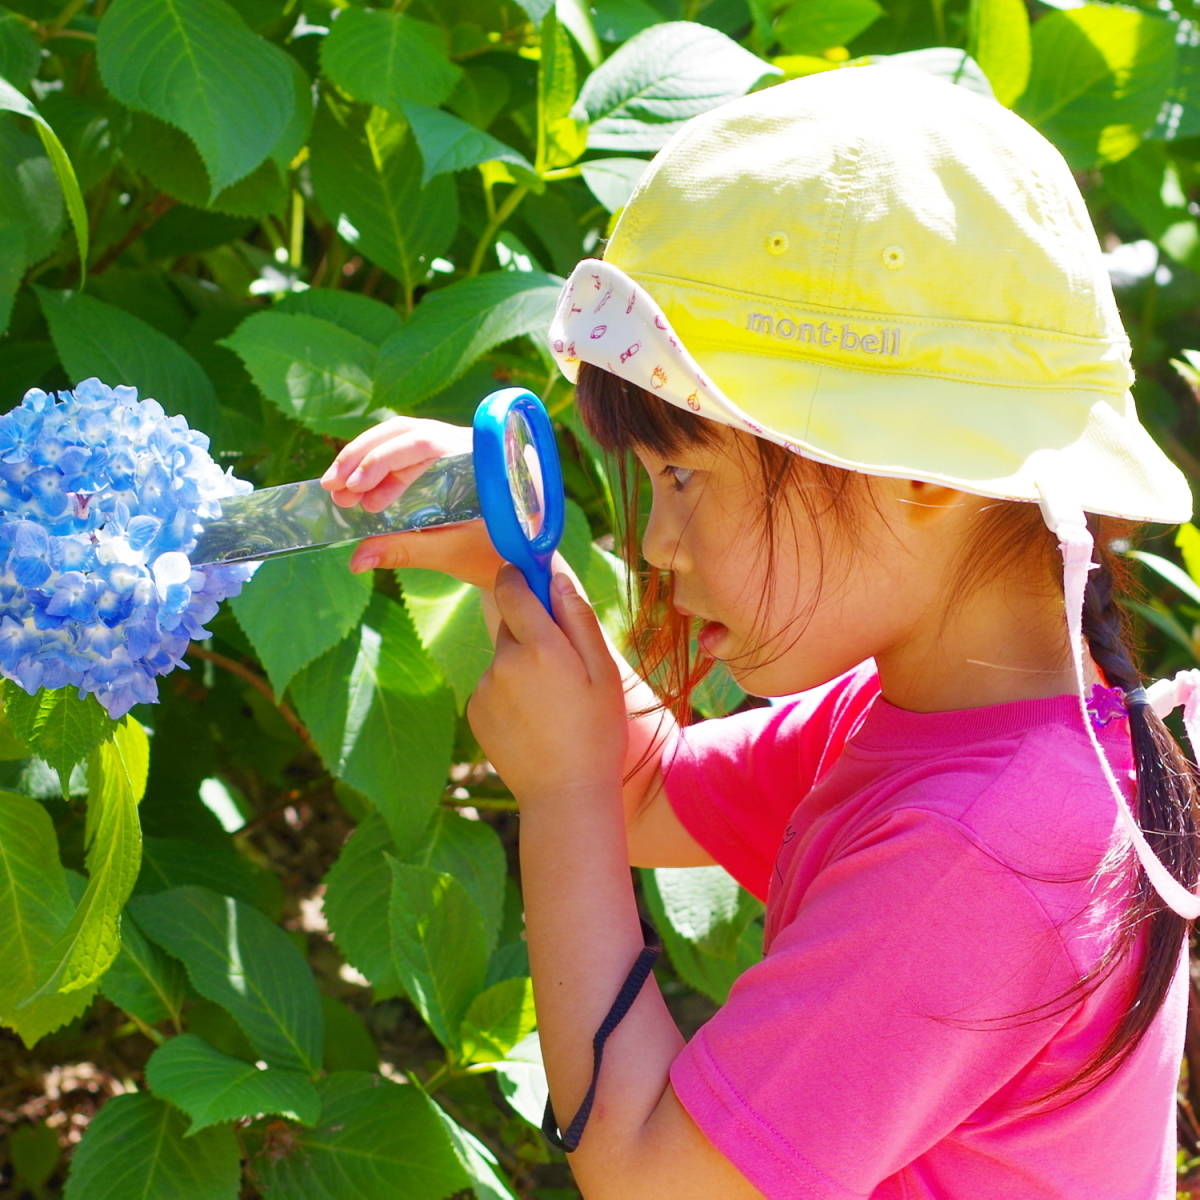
[469,566,628,807]
[320,416,503,589]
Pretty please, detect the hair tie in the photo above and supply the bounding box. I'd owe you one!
[1125,686,1149,710]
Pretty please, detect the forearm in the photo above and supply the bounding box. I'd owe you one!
[519,785,685,1196]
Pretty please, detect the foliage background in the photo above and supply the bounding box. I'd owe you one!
[1,0,1200,1195]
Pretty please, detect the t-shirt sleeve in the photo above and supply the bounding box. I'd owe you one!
[669,808,1081,1199]
[662,662,880,899]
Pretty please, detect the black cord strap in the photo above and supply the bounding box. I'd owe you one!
[542,917,663,1153]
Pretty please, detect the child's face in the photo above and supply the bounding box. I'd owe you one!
[634,429,938,698]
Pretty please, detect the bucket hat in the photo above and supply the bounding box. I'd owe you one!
[549,66,1200,916]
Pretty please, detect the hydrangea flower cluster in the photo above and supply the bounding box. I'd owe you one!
[0,379,254,718]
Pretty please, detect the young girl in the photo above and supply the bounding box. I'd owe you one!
[321,67,1198,1197]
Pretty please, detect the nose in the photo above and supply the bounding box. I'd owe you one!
[642,501,691,574]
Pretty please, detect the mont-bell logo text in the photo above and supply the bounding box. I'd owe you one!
[747,312,900,356]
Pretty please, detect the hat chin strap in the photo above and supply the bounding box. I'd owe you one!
[1038,482,1200,920]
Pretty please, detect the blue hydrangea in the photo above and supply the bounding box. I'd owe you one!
[0,379,254,718]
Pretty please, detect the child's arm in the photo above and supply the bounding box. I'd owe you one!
[322,416,713,869]
[472,566,764,1198]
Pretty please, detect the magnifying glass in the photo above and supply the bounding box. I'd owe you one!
[191,387,567,617]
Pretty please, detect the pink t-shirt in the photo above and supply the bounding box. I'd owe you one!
[663,662,1185,1199]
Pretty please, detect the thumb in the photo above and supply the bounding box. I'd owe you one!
[550,573,616,686]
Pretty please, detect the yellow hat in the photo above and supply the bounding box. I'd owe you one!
[550,65,1191,525]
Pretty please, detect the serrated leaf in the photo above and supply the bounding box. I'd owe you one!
[222,310,385,439]
[290,594,456,845]
[100,909,189,1027]
[399,568,492,712]
[580,156,648,213]
[146,1033,321,1134]
[970,0,1030,108]
[324,813,406,998]
[63,1092,239,1200]
[97,0,295,196]
[0,685,114,798]
[24,717,147,998]
[0,13,41,91]
[309,100,458,300]
[491,1031,548,1127]
[1018,5,1176,168]
[577,22,779,152]
[375,271,561,411]
[0,114,63,271]
[320,8,462,111]
[401,101,537,187]
[36,288,221,441]
[460,976,535,1064]
[252,1071,469,1200]
[319,992,379,1072]
[230,544,374,697]
[538,9,586,171]
[388,860,488,1050]
[0,76,88,278]
[433,1107,517,1200]
[0,790,98,1045]
[275,289,403,347]
[135,836,271,912]
[129,885,324,1075]
[394,809,507,958]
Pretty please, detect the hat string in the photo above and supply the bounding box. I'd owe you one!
[1038,483,1200,920]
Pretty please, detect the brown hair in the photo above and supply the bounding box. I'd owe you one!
[575,361,1199,1102]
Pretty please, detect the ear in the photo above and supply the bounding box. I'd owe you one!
[893,479,969,527]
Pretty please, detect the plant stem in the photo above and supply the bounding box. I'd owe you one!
[467,185,529,278]
[91,192,176,275]
[289,190,304,269]
[184,646,315,753]
[126,1013,166,1046]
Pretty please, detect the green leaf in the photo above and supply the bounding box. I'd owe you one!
[580,156,648,213]
[309,100,458,300]
[641,868,762,1004]
[290,595,456,845]
[0,221,21,335]
[399,568,492,712]
[1130,548,1200,606]
[1123,596,1195,655]
[388,860,488,1050]
[0,13,41,91]
[394,808,508,957]
[319,992,379,1073]
[101,910,188,1027]
[275,289,404,347]
[9,1122,60,1194]
[324,813,406,997]
[774,0,882,56]
[650,865,763,960]
[1154,29,1200,142]
[691,659,746,719]
[859,48,995,100]
[320,8,462,111]
[121,112,288,219]
[63,1092,239,1200]
[577,21,779,152]
[129,885,324,1075]
[1018,5,1177,169]
[375,271,562,411]
[0,685,114,798]
[401,101,538,187]
[135,836,270,912]
[0,790,98,1045]
[433,1107,517,1200]
[222,310,385,438]
[0,114,63,271]
[231,544,375,697]
[491,1031,549,1127]
[36,288,220,440]
[146,1033,321,1134]
[1177,523,1200,586]
[538,8,587,171]
[557,0,601,68]
[0,76,89,278]
[969,0,1030,108]
[97,0,295,196]
[460,976,536,1063]
[252,1071,469,1200]
[25,718,147,999]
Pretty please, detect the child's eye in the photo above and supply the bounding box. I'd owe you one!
[662,465,695,491]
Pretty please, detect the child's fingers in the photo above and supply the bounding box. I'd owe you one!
[355,459,442,512]
[492,563,559,647]
[320,417,412,487]
[320,419,471,493]
[550,573,618,688]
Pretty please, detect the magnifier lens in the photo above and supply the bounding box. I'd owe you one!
[504,409,544,540]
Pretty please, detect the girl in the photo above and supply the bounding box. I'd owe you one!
[321,67,1198,1197]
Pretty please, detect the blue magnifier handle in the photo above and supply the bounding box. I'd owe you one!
[472,388,566,617]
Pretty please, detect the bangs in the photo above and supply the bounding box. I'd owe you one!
[574,362,721,457]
